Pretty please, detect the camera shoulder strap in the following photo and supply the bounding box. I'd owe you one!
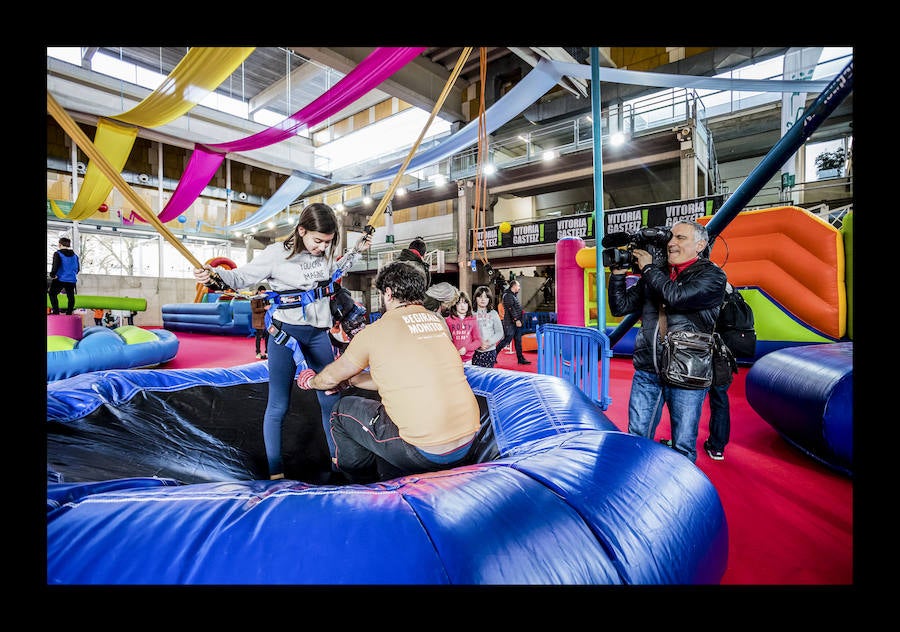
[652,305,666,375]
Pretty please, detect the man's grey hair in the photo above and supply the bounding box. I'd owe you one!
[675,220,709,244]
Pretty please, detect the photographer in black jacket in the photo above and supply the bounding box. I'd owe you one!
[608,220,726,462]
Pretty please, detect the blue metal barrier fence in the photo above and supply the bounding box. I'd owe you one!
[536,324,612,410]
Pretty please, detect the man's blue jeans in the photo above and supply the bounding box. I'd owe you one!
[627,369,708,462]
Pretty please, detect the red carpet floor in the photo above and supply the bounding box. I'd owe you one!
[156,330,854,586]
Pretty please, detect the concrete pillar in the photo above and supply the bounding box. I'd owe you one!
[678,124,703,200]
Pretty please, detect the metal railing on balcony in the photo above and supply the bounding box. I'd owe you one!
[334,50,854,204]
[342,86,708,203]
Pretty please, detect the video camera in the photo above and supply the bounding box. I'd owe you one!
[600,226,672,272]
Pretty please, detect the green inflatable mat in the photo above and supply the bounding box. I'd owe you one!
[116,325,159,344]
[47,335,77,352]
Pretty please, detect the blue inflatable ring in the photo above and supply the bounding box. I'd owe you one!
[47,364,728,585]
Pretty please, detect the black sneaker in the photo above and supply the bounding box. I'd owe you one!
[517,359,531,365]
[704,440,724,461]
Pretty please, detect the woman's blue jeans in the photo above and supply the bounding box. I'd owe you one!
[627,369,708,463]
[263,322,339,477]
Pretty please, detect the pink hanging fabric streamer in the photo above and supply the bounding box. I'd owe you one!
[151,47,424,225]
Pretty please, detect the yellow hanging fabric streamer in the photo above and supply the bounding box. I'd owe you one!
[61,47,254,220]
[48,199,70,219]
[111,47,255,127]
[64,119,138,221]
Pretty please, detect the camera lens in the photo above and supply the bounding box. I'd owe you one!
[602,247,632,269]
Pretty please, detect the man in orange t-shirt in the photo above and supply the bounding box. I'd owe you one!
[296,260,480,483]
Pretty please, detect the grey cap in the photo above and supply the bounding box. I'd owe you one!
[425,282,458,302]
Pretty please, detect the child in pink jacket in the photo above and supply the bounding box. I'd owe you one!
[445,291,482,366]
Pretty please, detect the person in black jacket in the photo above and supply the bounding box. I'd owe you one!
[495,279,530,364]
[704,282,744,461]
[48,236,80,315]
[396,237,430,286]
[608,220,726,462]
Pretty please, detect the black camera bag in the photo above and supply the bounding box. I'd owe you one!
[660,329,715,389]
[716,289,756,358]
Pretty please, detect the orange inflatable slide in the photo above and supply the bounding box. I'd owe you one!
[698,206,846,340]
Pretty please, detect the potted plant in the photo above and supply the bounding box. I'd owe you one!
[814,147,847,179]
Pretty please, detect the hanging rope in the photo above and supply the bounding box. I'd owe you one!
[361,47,473,236]
[470,47,490,266]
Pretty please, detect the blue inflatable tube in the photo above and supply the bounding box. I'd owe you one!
[161,300,252,335]
[47,326,179,382]
[47,364,728,585]
[745,342,852,475]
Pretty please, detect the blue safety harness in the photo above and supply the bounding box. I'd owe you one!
[262,265,357,378]
[255,234,373,378]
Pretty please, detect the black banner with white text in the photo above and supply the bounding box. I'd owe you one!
[471,194,724,251]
